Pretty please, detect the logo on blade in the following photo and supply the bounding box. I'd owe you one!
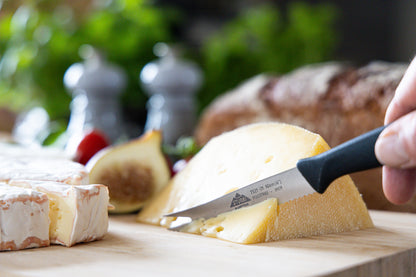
[230,193,251,208]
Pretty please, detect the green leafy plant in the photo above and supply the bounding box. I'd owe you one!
[0,0,177,120]
[198,2,338,111]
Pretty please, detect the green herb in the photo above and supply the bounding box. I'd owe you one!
[163,136,201,159]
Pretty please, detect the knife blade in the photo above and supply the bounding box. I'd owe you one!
[164,125,386,227]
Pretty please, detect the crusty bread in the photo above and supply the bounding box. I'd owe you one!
[194,61,413,212]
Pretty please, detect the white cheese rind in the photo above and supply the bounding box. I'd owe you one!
[0,157,88,185]
[0,184,50,251]
[69,184,109,246]
[9,180,109,246]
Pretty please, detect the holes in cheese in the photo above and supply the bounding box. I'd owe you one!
[137,122,373,244]
[265,155,274,164]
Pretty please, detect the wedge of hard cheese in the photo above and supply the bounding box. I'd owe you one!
[9,180,109,246]
[137,122,373,244]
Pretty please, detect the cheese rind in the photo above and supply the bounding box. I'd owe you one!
[138,122,374,244]
[0,184,50,251]
[0,157,89,185]
[9,180,109,246]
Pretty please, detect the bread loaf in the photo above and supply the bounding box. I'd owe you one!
[195,61,412,212]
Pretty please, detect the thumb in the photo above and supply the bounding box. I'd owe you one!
[375,110,416,168]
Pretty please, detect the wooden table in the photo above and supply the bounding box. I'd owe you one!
[1,210,416,277]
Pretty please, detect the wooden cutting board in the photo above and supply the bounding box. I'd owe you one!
[1,210,416,277]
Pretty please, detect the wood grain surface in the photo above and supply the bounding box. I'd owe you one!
[1,210,416,277]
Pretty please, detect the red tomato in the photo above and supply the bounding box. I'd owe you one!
[75,129,110,165]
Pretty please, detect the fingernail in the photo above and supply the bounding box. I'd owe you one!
[376,129,410,167]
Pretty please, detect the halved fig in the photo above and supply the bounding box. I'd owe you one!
[86,130,170,213]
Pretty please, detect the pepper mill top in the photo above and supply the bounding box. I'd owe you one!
[64,47,126,95]
[140,43,202,97]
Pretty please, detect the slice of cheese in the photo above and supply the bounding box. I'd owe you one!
[137,122,374,244]
[0,183,50,251]
[9,180,109,246]
[0,157,89,185]
[181,198,280,243]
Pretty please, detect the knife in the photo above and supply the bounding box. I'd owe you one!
[164,125,386,228]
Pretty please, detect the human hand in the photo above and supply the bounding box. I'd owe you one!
[375,57,416,205]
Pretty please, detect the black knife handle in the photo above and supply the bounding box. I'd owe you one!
[297,125,387,194]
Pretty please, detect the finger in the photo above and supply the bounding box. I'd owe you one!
[385,57,416,124]
[382,166,416,204]
[375,110,416,168]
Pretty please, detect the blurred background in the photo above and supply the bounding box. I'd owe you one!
[0,0,415,149]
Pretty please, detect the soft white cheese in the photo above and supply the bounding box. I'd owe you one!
[9,180,109,246]
[0,157,88,185]
[0,183,50,251]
